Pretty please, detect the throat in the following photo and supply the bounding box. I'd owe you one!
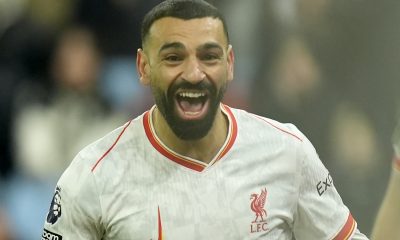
[170,110,229,164]
[152,105,229,164]
[179,141,219,164]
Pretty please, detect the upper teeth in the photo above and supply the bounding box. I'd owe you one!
[179,92,205,98]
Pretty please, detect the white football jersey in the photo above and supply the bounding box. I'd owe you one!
[42,105,369,240]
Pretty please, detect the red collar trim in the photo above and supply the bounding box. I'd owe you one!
[143,104,237,172]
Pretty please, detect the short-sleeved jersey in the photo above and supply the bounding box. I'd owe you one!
[42,105,369,240]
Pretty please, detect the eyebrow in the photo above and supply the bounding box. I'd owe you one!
[196,42,224,52]
[158,42,185,54]
[158,42,224,55]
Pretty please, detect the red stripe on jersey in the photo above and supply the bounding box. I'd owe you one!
[91,120,132,172]
[158,206,163,240]
[394,156,400,172]
[212,105,237,163]
[251,114,303,141]
[333,213,356,240]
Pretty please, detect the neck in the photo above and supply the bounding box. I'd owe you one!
[151,105,229,164]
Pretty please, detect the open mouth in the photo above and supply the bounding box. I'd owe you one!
[175,90,209,120]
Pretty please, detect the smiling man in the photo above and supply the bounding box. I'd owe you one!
[137,13,233,160]
[42,1,369,239]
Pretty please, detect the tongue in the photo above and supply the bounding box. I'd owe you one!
[180,100,203,113]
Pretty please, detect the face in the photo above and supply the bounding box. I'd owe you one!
[53,31,100,92]
[137,17,234,140]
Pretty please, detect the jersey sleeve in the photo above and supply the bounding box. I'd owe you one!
[42,152,103,239]
[291,127,369,240]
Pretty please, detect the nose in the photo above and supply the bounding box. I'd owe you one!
[181,57,206,84]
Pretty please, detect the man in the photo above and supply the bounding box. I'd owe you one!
[42,1,369,239]
[371,121,400,239]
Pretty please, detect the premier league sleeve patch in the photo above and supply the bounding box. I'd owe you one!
[46,186,62,225]
[42,228,62,240]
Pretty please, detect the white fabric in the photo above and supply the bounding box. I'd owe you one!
[42,105,368,240]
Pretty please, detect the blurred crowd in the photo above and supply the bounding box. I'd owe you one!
[222,0,400,235]
[0,0,399,239]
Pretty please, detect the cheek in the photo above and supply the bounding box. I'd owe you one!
[150,77,174,100]
[152,66,182,90]
[208,67,230,87]
[149,68,167,87]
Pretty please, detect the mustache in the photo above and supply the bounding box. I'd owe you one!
[167,80,215,97]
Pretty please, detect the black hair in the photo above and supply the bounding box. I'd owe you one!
[141,0,229,46]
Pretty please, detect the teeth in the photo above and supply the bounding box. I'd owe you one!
[185,111,199,116]
[178,92,205,98]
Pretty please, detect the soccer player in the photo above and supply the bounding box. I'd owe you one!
[370,121,400,239]
[42,0,369,239]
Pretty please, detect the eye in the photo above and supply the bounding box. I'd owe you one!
[203,54,219,61]
[200,52,222,63]
[164,54,182,62]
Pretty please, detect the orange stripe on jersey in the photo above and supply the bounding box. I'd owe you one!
[333,213,356,240]
[158,206,163,240]
[393,156,400,172]
[251,114,303,142]
[91,120,132,172]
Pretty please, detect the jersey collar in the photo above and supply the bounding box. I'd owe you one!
[143,104,237,172]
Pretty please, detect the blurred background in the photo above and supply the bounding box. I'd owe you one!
[0,0,399,239]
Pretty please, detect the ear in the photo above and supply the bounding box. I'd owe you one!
[226,44,235,82]
[136,48,150,85]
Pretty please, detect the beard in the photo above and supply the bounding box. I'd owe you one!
[151,80,226,140]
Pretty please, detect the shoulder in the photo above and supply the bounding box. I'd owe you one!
[58,113,146,187]
[57,121,128,183]
[81,121,134,169]
[228,106,304,143]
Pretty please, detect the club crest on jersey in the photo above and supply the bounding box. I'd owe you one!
[46,186,62,225]
[250,188,268,233]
